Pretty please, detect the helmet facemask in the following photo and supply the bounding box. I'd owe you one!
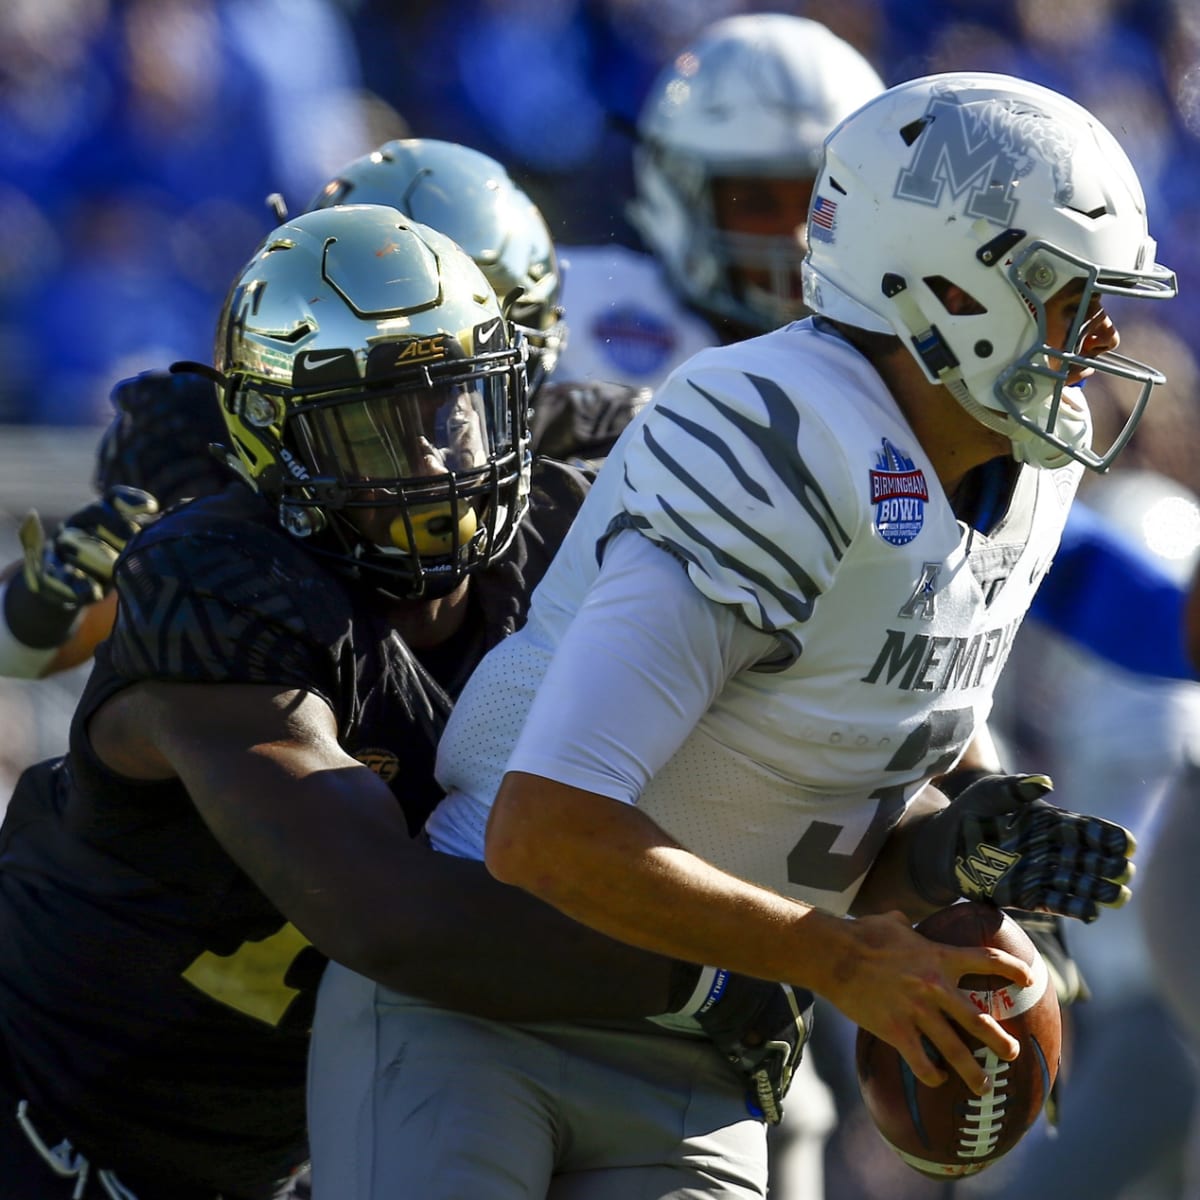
[227,343,528,600]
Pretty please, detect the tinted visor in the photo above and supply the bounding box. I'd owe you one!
[290,377,510,489]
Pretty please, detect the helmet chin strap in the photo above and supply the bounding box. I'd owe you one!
[947,380,1090,471]
[882,275,1089,471]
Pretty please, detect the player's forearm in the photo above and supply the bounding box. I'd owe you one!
[186,747,693,1020]
[486,770,855,996]
[350,848,696,1020]
[850,784,949,919]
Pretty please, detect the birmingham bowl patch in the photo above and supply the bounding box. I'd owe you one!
[870,438,929,546]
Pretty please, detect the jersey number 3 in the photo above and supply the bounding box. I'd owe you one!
[786,707,974,891]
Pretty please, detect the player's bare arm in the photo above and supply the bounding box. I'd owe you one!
[486,769,1031,1095]
[849,782,950,921]
[87,680,689,1022]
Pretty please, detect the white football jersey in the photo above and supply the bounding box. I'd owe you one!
[554,244,718,390]
[430,319,1082,916]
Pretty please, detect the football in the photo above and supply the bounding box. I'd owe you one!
[855,902,1061,1179]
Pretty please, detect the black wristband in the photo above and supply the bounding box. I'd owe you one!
[666,959,704,1013]
[3,574,79,649]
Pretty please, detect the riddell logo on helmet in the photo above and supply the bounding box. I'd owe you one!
[279,447,310,481]
[395,336,447,365]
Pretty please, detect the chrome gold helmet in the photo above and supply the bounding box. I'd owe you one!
[214,204,529,598]
[309,139,565,393]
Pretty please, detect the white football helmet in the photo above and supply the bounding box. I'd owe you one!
[309,139,565,394]
[628,13,884,332]
[802,73,1178,471]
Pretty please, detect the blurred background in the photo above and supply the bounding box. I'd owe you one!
[1,1,1198,1197]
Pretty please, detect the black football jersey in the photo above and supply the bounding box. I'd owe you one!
[0,459,589,1194]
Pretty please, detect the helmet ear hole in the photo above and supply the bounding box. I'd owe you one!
[924,277,987,317]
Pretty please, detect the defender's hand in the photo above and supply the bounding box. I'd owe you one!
[21,485,159,611]
[694,972,814,1125]
[911,773,1135,922]
[1010,910,1088,1130]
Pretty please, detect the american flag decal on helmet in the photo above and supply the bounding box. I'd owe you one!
[810,196,838,244]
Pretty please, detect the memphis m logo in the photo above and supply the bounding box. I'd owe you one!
[895,87,1074,227]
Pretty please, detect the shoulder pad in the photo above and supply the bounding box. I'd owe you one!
[108,488,350,696]
[616,360,860,636]
[530,378,651,461]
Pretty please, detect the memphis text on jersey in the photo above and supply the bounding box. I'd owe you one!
[862,616,1021,692]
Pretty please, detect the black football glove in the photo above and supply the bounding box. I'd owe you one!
[95,368,230,507]
[20,485,159,612]
[693,970,815,1125]
[910,773,1135,922]
[1008,910,1088,1131]
[1009,910,1090,1007]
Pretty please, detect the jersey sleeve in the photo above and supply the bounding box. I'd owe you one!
[107,517,348,708]
[506,528,778,803]
[612,356,863,648]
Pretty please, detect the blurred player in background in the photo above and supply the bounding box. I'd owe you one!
[551,13,885,393]
[976,471,1200,1200]
[0,371,230,680]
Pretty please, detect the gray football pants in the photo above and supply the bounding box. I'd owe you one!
[307,960,770,1200]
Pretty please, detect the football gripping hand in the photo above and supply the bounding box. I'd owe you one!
[911,773,1135,922]
[693,971,815,1125]
[20,485,159,612]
